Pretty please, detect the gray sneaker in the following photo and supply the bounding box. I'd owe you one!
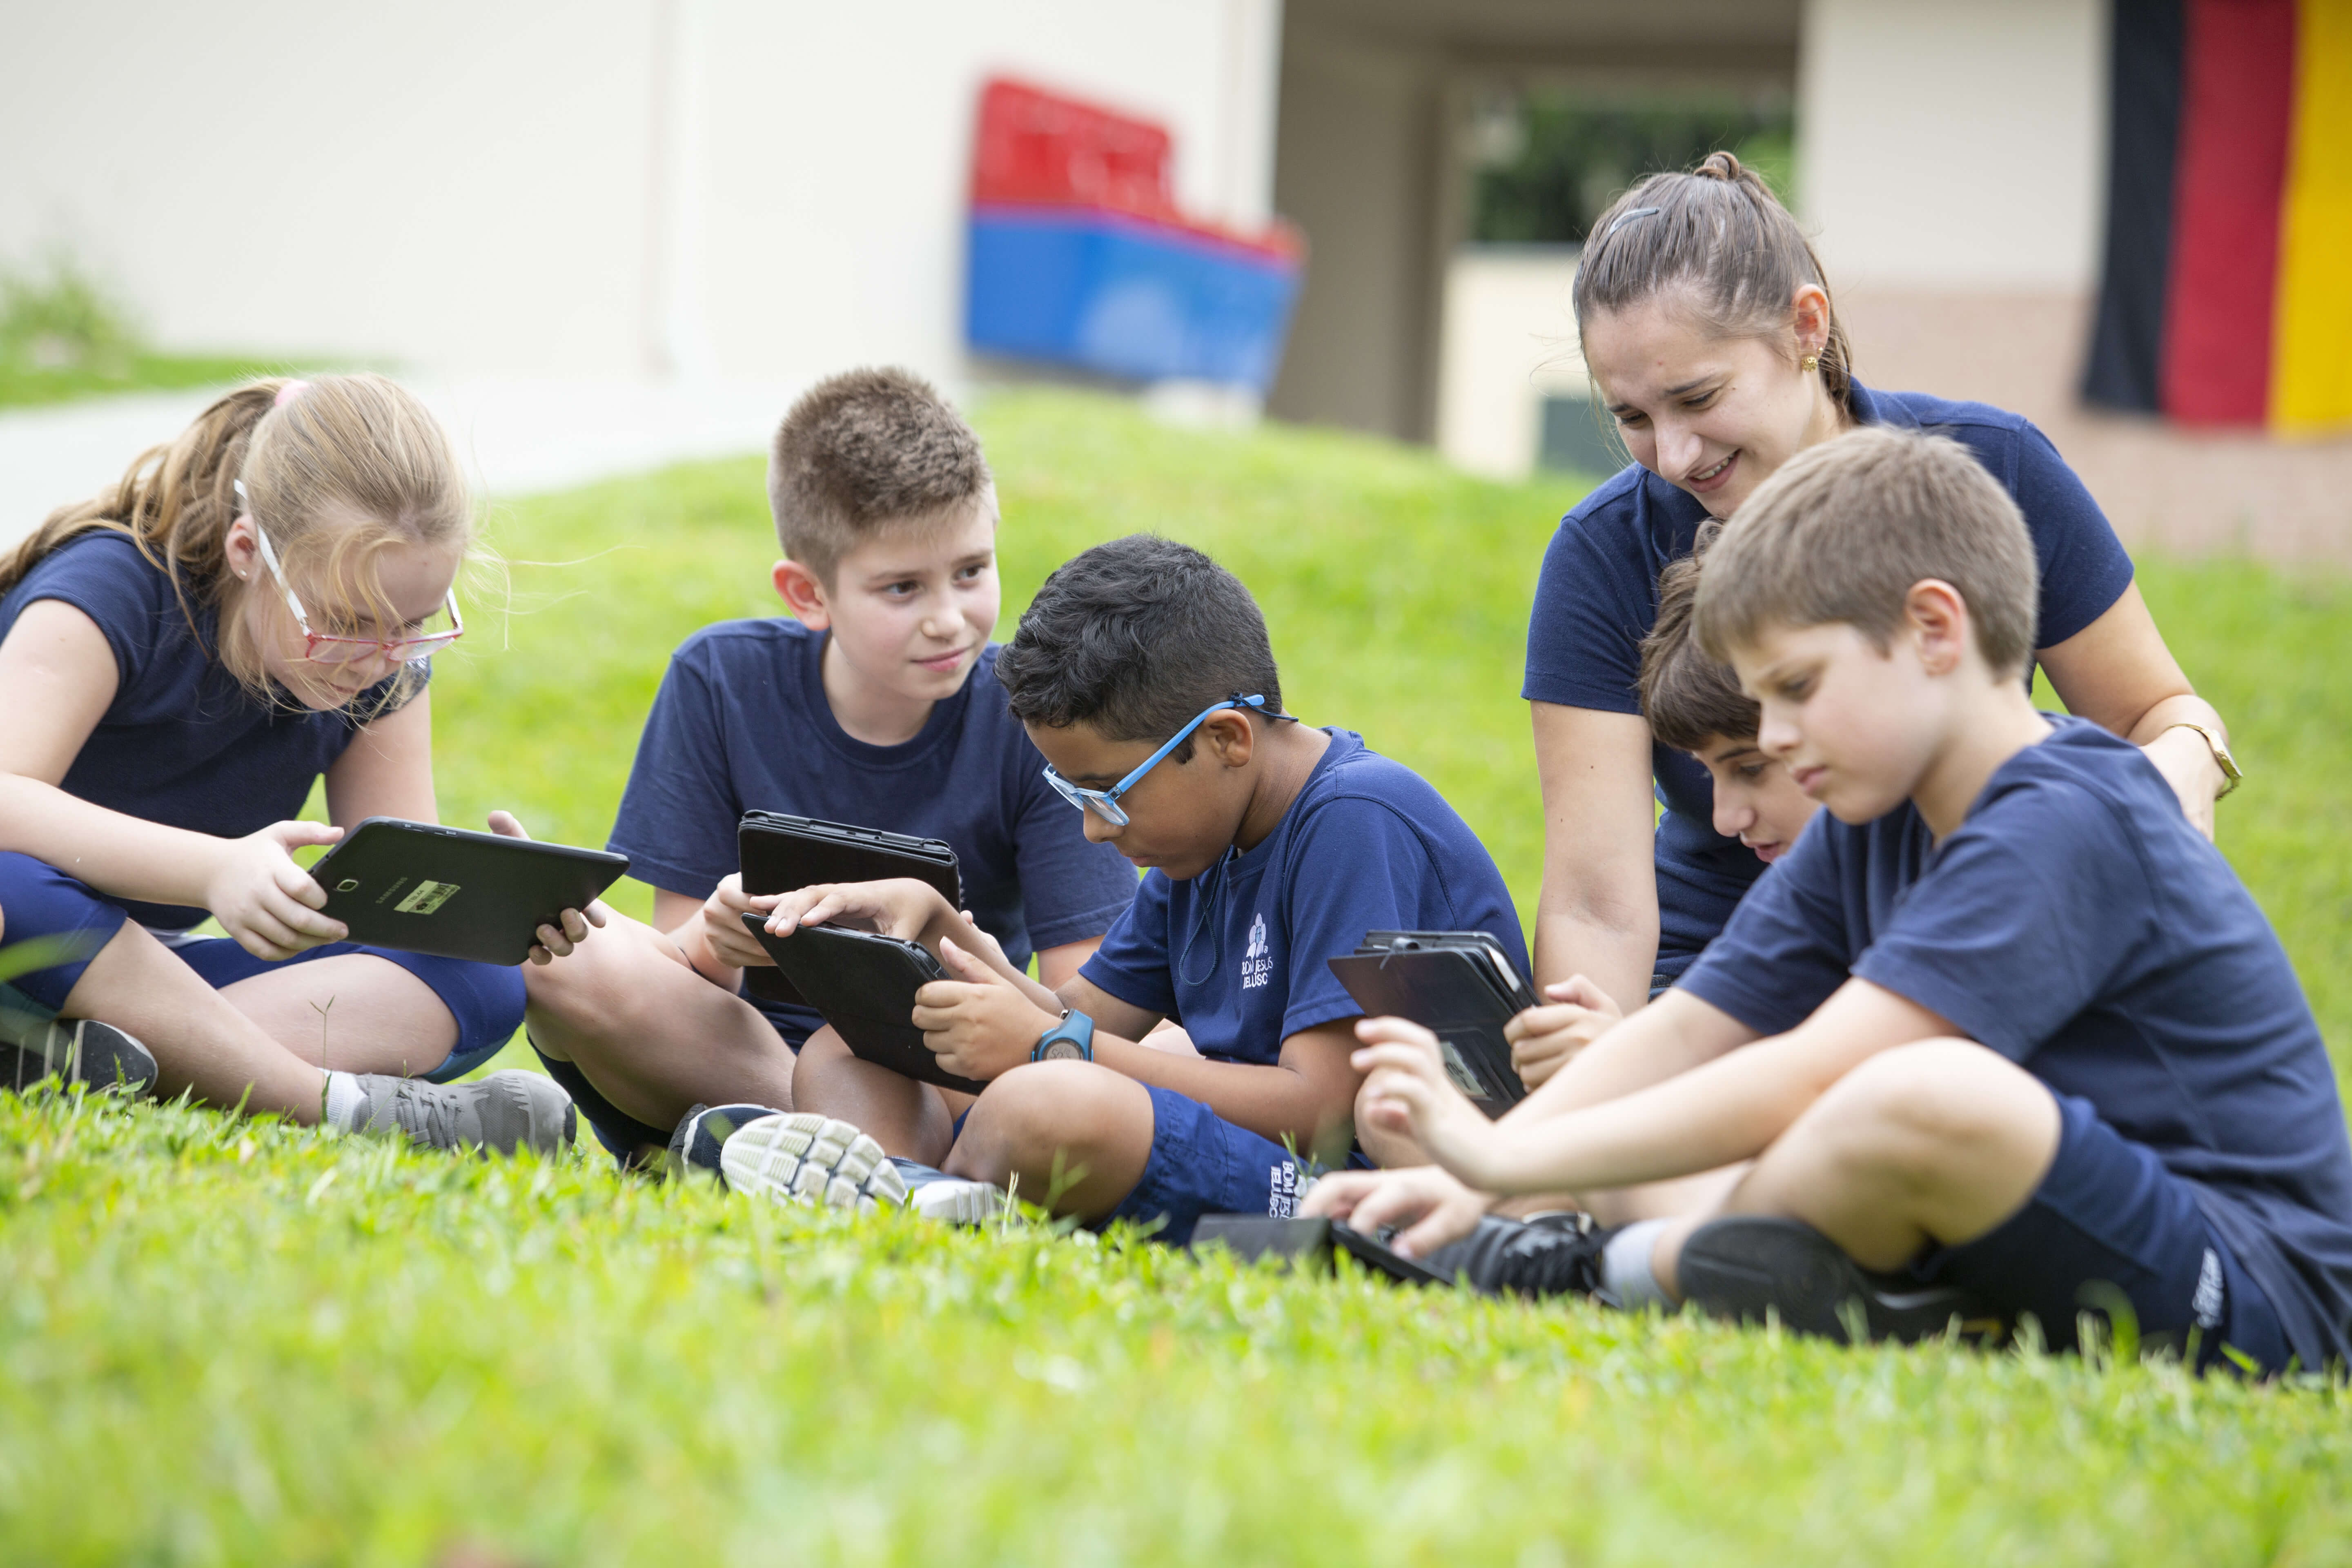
[0,1018,158,1098]
[350,1070,576,1156]
[719,1112,906,1212]
[889,1156,1007,1224]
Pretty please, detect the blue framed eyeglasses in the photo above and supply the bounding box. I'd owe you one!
[1042,694,1288,826]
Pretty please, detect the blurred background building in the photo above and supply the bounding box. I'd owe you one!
[2,0,2344,555]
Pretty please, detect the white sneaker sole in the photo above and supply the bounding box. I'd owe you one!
[719,1113,907,1213]
[906,1177,1007,1225]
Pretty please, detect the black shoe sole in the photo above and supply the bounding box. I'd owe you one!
[1677,1217,2004,1345]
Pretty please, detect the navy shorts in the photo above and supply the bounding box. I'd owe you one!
[1105,1082,1367,1247]
[1920,1088,2292,1372]
[0,851,524,1084]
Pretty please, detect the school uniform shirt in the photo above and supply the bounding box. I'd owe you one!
[1679,717,2352,1372]
[1522,382,2139,978]
[0,531,416,929]
[607,617,1139,1042]
[1080,729,1530,1066]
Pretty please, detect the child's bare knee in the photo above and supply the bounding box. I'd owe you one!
[958,1062,1140,1172]
[1809,1040,2040,1182]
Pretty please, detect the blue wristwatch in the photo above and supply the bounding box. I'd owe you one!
[1032,1009,1095,1063]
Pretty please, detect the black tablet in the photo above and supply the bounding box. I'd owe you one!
[739,915,986,1094]
[737,813,963,1010]
[1189,1214,1448,1287]
[307,817,629,967]
[1325,929,1536,1115]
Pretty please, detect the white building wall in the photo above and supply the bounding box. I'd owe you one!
[1797,0,2106,290]
[0,0,1283,386]
[1434,247,1586,481]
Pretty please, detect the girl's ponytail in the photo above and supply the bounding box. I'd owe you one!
[1575,151,1855,418]
[0,380,279,606]
[0,374,470,704]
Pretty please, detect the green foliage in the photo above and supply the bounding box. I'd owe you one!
[11,390,2352,1560]
[1469,92,1797,246]
[0,256,318,409]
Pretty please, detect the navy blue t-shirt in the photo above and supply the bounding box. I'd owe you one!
[0,531,416,929]
[607,616,1138,1042]
[1523,383,2139,976]
[1080,730,1530,1068]
[1681,718,2352,1371]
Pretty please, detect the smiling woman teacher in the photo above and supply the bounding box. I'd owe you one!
[1521,154,2237,1022]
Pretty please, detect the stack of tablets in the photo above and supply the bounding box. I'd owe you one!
[1325,930,1537,1115]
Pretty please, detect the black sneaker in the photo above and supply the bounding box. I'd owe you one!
[0,1019,158,1097]
[1676,1216,2003,1344]
[667,1102,785,1183]
[1419,1212,1615,1298]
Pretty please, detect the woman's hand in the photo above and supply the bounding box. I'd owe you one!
[909,935,1061,1082]
[206,820,349,960]
[2141,724,2224,841]
[1504,975,1624,1090]
[1301,1164,1492,1260]
[486,811,609,964]
[1352,1017,1501,1185]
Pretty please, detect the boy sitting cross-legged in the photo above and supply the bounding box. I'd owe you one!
[508,369,1138,1174]
[748,534,1530,1241]
[1309,427,2352,1374]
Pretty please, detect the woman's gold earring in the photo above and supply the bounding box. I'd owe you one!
[1800,353,1821,372]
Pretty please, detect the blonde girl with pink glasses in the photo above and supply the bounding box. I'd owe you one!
[0,375,572,1154]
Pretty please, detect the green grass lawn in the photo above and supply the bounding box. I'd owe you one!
[7,391,2352,1564]
[0,352,326,410]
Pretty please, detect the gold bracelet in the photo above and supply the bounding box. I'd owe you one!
[2162,722,2243,799]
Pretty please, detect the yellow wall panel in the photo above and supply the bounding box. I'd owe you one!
[2273,0,2352,431]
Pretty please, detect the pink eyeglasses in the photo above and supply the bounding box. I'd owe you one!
[234,479,464,664]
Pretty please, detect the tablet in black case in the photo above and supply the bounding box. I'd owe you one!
[1190,1214,1449,1287]
[1325,929,1537,1115]
[737,813,963,1009]
[308,818,629,967]
[741,915,987,1095]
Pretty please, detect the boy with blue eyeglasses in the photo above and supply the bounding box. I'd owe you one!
[748,534,1529,1242]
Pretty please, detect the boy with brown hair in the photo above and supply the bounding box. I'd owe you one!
[1503,541,1831,1091]
[513,369,1137,1177]
[1311,427,2352,1374]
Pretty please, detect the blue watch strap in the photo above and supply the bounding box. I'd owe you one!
[1032,1010,1096,1063]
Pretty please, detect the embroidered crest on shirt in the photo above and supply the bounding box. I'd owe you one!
[1242,911,1272,990]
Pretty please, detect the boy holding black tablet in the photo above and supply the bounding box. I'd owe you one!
[515,370,1137,1168]
[753,535,1529,1243]
[1309,431,2352,1373]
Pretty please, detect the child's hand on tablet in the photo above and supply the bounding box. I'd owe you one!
[1352,1016,1499,1185]
[763,878,958,949]
[207,819,349,960]
[695,874,774,970]
[1504,975,1623,1090]
[487,811,610,965]
[911,935,1061,1082]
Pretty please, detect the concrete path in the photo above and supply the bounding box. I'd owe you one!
[0,377,806,548]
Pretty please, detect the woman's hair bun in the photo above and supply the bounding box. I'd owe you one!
[1694,151,1745,183]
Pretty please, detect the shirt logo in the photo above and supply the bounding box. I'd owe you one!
[1242,912,1272,990]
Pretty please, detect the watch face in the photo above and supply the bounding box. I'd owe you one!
[1040,1039,1087,1061]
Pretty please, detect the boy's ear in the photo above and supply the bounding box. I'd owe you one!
[1195,709,1258,768]
[1904,578,1972,676]
[773,559,831,628]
